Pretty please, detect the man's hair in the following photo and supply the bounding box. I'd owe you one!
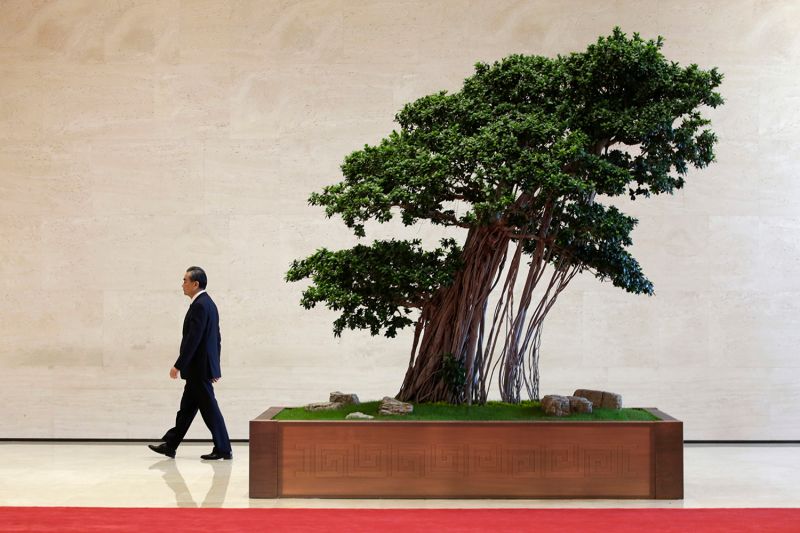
[186,266,208,289]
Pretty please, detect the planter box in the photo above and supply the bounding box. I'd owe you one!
[249,407,682,499]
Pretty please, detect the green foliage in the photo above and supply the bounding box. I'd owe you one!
[290,28,722,334]
[274,401,661,421]
[440,353,467,403]
[545,202,654,294]
[286,238,461,337]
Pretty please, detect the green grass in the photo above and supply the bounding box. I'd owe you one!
[274,400,660,421]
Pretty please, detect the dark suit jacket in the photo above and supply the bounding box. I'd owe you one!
[174,292,222,381]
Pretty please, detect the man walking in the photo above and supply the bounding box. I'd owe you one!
[149,266,232,460]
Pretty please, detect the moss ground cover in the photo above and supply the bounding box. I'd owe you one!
[274,401,660,421]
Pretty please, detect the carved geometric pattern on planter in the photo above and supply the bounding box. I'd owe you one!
[508,447,540,478]
[290,444,312,477]
[315,445,348,478]
[266,422,663,497]
[622,444,641,476]
[471,446,502,473]
[584,447,617,477]
[429,444,465,475]
[287,442,643,479]
[349,445,385,478]
[392,445,427,478]
[545,443,580,477]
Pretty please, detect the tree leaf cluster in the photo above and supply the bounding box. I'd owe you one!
[286,238,461,337]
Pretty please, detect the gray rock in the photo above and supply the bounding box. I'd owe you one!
[378,396,413,415]
[304,401,343,411]
[330,391,360,405]
[345,411,374,420]
[600,392,622,409]
[542,394,593,416]
[568,395,593,414]
[542,394,571,417]
[572,389,603,406]
[573,389,623,409]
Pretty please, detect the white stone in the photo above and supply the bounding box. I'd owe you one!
[345,411,374,420]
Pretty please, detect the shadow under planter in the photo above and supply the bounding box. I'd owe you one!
[249,407,682,499]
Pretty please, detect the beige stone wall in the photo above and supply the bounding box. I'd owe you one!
[1,0,797,440]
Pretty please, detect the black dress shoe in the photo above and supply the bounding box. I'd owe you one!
[148,443,176,458]
[201,450,232,460]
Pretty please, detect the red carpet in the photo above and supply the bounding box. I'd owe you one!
[1,507,798,532]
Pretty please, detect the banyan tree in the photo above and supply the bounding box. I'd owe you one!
[287,29,723,404]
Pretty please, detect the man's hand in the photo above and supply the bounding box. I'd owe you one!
[169,367,179,379]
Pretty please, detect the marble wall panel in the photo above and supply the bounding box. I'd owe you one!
[535,363,610,399]
[756,217,800,293]
[127,383,203,440]
[0,0,109,63]
[652,366,783,440]
[339,1,474,66]
[0,289,104,367]
[391,64,470,113]
[225,213,366,296]
[707,290,800,369]
[758,140,800,217]
[654,1,757,64]
[0,66,43,140]
[682,141,763,218]
[745,0,800,64]
[51,387,130,438]
[153,64,232,140]
[581,289,661,368]
[103,1,182,65]
[229,64,396,139]
[230,0,345,65]
[535,289,585,369]
[41,64,156,140]
[203,142,302,216]
[0,0,177,65]
[0,369,55,438]
[0,143,93,217]
[227,216,300,296]
[89,141,205,216]
[758,66,800,142]
[101,290,183,369]
[40,215,233,292]
[173,0,233,65]
[459,0,661,61]
[705,216,763,292]
[219,284,409,373]
[604,366,667,408]
[653,292,712,369]
[100,1,158,62]
[0,216,42,291]
[766,367,800,436]
[1,0,798,440]
[705,64,761,141]
[627,215,712,293]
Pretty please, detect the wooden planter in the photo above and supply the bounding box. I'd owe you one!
[249,407,682,499]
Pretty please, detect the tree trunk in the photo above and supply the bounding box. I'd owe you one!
[396,195,581,404]
[397,225,510,403]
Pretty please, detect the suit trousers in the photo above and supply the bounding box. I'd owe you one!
[162,378,231,454]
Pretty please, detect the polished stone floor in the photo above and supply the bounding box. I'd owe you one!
[0,442,798,508]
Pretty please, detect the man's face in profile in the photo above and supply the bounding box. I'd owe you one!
[182,272,199,297]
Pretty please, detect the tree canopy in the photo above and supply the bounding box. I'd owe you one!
[287,28,722,403]
[288,28,722,335]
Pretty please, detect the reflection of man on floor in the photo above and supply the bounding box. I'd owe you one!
[149,459,232,508]
[148,266,232,460]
